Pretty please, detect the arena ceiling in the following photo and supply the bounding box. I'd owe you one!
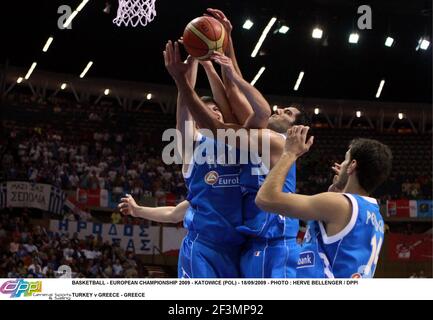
[0,0,431,103]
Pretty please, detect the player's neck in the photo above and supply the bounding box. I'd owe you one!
[267,123,286,134]
[342,178,369,197]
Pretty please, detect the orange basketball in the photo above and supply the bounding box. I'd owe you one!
[182,16,228,60]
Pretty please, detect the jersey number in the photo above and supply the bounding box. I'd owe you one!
[365,235,383,276]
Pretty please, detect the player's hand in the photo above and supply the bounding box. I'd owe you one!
[206,8,233,34]
[210,51,236,79]
[331,162,342,177]
[328,162,343,192]
[284,125,314,157]
[163,41,190,84]
[118,194,139,217]
[179,37,211,72]
[206,8,233,56]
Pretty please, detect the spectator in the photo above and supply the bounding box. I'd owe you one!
[23,239,38,254]
[112,259,123,277]
[9,239,20,254]
[63,244,74,262]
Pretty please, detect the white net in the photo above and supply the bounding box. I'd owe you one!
[113,0,157,27]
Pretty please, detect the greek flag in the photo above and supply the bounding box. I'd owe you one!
[48,186,66,214]
[0,182,6,209]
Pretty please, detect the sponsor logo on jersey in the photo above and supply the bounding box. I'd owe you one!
[297,251,315,268]
[204,171,219,185]
[204,172,240,188]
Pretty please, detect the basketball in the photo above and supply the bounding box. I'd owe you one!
[182,16,228,60]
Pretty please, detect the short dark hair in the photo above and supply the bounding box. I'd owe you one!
[200,96,217,105]
[293,111,311,127]
[349,138,393,193]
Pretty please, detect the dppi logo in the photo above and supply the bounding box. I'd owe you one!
[0,279,42,298]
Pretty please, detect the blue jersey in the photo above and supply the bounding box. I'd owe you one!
[183,133,244,245]
[237,143,299,239]
[297,194,385,278]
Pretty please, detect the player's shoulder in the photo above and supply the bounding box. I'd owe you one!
[264,130,285,149]
[312,192,354,210]
[312,192,353,223]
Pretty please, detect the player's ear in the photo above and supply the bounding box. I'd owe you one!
[347,159,357,175]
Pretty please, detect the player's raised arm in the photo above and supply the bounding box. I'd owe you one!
[165,41,198,164]
[118,195,189,224]
[165,41,241,133]
[206,8,243,77]
[256,125,351,223]
[199,60,237,124]
[211,52,271,129]
[206,9,257,127]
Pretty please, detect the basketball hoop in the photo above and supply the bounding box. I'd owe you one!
[113,0,157,27]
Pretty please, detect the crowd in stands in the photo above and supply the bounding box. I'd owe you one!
[0,93,431,204]
[0,208,145,278]
[1,92,186,202]
[2,128,431,207]
[3,127,430,204]
[1,122,187,205]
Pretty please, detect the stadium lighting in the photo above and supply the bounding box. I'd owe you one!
[104,89,110,95]
[385,37,394,47]
[63,11,78,28]
[416,38,430,51]
[24,62,37,80]
[146,93,152,100]
[376,80,385,98]
[250,66,266,86]
[349,33,359,44]
[251,17,277,58]
[80,61,93,78]
[42,37,54,52]
[16,77,23,84]
[314,108,320,115]
[278,25,290,34]
[293,71,305,91]
[76,0,90,12]
[273,105,278,112]
[356,111,362,118]
[398,113,404,120]
[63,0,90,28]
[312,28,323,39]
[60,83,67,90]
[243,19,254,30]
